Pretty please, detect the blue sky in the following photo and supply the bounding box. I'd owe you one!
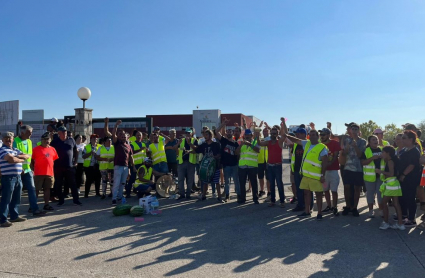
[1,1,424,134]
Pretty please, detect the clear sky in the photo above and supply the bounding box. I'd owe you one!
[1,1,424,134]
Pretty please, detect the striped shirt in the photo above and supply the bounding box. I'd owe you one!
[0,146,23,175]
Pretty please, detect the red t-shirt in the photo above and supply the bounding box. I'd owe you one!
[32,145,59,176]
[267,140,282,164]
[324,140,341,171]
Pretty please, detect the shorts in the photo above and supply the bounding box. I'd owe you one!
[324,170,340,192]
[34,175,55,191]
[212,169,221,184]
[343,170,364,187]
[300,176,323,192]
[258,163,269,180]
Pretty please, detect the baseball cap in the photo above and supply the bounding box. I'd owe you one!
[299,124,306,128]
[41,132,50,139]
[185,128,192,133]
[153,126,160,131]
[90,134,99,139]
[295,128,307,135]
[2,131,14,138]
[50,117,58,123]
[373,128,384,134]
[57,126,67,132]
[244,129,252,135]
[404,123,417,130]
[319,128,331,135]
[345,122,356,127]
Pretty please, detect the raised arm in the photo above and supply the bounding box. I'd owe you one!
[284,133,302,145]
[104,118,112,137]
[215,118,229,141]
[278,118,288,148]
[112,120,122,144]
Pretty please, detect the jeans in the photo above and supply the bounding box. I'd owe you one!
[268,164,285,203]
[113,166,129,200]
[238,167,258,202]
[294,172,313,209]
[75,163,84,188]
[178,161,195,197]
[100,169,114,195]
[54,167,79,203]
[224,165,240,195]
[21,171,40,212]
[153,162,169,174]
[127,164,142,196]
[0,175,23,223]
[168,162,178,177]
[400,180,417,221]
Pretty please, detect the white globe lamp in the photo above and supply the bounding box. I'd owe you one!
[77,87,91,109]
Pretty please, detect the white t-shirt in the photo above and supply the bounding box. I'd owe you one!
[76,143,86,164]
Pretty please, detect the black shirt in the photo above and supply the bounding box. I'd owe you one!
[361,147,382,178]
[220,137,239,167]
[51,137,77,168]
[196,141,221,169]
[399,147,421,185]
[293,143,304,173]
[182,139,198,162]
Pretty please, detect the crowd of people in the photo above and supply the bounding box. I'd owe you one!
[1,117,424,231]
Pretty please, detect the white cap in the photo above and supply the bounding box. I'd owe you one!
[51,117,58,122]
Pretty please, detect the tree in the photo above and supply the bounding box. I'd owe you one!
[417,120,425,141]
[383,123,403,144]
[360,120,380,138]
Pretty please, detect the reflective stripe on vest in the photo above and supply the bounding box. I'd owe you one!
[301,141,327,180]
[258,145,268,164]
[383,177,401,191]
[363,147,385,182]
[417,138,423,154]
[99,145,115,170]
[290,143,297,172]
[178,138,197,164]
[134,165,153,188]
[239,145,258,167]
[14,137,32,170]
[131,142,146,165]
[150,140,167,165]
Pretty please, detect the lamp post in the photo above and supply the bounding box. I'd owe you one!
[77,87,91,109]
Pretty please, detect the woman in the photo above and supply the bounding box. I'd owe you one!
[361,135,383,218]
[394,133,404,156]
[75,134,86,192]
[398,130,422,228]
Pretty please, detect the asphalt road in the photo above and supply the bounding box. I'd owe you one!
[2,149,425,278]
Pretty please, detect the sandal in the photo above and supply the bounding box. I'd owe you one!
[43,204,54,211]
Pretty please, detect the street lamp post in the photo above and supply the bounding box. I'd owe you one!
[75,87,93,137]
[77,87,91,109]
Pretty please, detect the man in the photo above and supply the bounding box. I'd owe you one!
[189,130,223,202]
[319,128,341,216]
[148,132,169,176]
[82,134,101,198]
[127,131,147,197]
[174,128,198,200]
[374,129,390,147]
[215,119,240,202]
[107,118,135,206]
[95,137,115,199]
[257,120,287,207]
[165,129,179,179]
[32,132,58,211]
[342,123,366,216]
[258,127,270,200]
[50,126,82,206]
[13,125,46,216]
[0,132,30,227]
[236,129,260,204]
[284,130,328,220]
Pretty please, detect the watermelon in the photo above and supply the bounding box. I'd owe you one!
[130,205,144,216]
[112,204,132,216]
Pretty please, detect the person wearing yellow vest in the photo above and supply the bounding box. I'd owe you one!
[284,130,329,220]
[361,135,385,218]
[128,129,138,143]
[82,134,101,198]
[127,131,147,198]
[95,137,115,199]
[148,132,169,177]
[373,128,390,147]
[173,128,198,200]
[257,128,270,200]
[133,158,166,198]
[13,125,47,217]
[236,129,260,204]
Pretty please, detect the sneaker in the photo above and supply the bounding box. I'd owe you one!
[290,197,298,204]
[352,209,360,217]
[264,195,271,203]
[177,195,185,200]
[404,221,417,228]
[43,204,54,211]
[292,206,304,212]
[217,197,225,203]
[112,200,117,206]
[322,206,332,214]
[317,214,323,221]
[73,201,83,206]
[212,193,217,198]
[298,212,311,218]
[368,210,375,218]
[258,191,265,198]
[33,210,47,216]
[379,222,390,230]
[10,217,27,222]
[101,194,106,200]
[1,221,13,227]
[57,201,65,207]
[391,223,406,231]
[196,196,207,202]
[342,207,350,216]
[332,207,340,216]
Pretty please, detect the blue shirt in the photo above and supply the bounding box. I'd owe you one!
[0,146,23,175]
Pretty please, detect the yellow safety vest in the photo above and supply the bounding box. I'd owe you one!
[382,176,401,193]
[290,143,298,172]
[363,147,385,182]
[83,144,101,167]
[131,141,146,165]
[129,136,136,142]
[99,145,115,170]
[36,141,41,146]
[149,140,167,165]
[382,140,390,146]
[239,144,258,167]
[178,138,197,164]
[416,138,423,154]
[14,137,32,171]
[258,144,268,164]
[134,165,153,188]
[301,141,327,180]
